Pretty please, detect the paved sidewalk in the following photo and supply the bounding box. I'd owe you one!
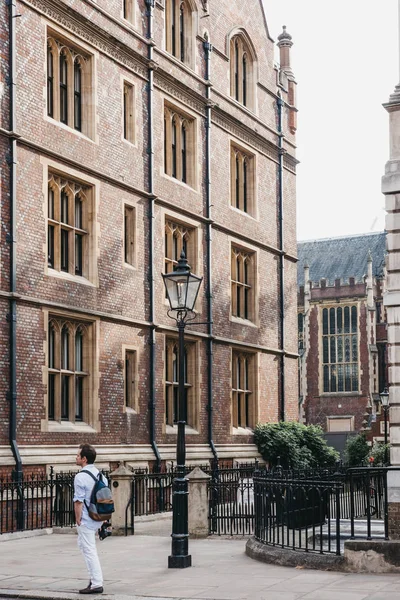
[0,523,400,600]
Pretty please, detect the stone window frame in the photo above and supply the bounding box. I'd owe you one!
[123,345,139,413]
[46,26,96,140]
[231,348,258,432]
[123,202,136,268]
[230,141,256,217]
[326,416,355,432]
[228,29,258,112]
[230,243,258,325]
[162,209,201,310]
[164,335,200,433]
[122,0,135,25]
[163,101,197,190]
[319,303,360,395]
[122,79,136,145]
[42,309,100,433]
[43,160,99,287]
[164,0,197,69]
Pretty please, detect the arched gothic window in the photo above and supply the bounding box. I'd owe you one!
[164,105,194,186]
[47,173,92,280]
[231,145,255,215]
[47,318,92,424]
[230,34,255,109]
[47,34,93,137]
[232,351,256,429]
[166,0,193,66]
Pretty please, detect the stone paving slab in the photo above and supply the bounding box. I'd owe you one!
[0,530,400,600]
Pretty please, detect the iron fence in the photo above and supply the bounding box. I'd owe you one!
[0,468,110,535]
[252,466,392,555]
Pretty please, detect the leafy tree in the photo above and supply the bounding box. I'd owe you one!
[344,433,369,466]
[254,421,339,470]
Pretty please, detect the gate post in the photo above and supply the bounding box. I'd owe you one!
[187,467,211,538]
[109,464,134,535]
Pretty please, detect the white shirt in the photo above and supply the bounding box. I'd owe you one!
[73,464,108,531]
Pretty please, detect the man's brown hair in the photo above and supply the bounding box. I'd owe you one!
[79,443,96,464]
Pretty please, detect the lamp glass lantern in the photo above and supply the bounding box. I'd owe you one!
[380,388,389,408]
[162,253,202,313]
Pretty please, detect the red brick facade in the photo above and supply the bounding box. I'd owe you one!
[298,234,388,448]
[0,0,298,473]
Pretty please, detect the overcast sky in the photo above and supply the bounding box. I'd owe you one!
[262,0,399,241]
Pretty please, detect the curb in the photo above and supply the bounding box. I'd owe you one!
[245,537,347,571]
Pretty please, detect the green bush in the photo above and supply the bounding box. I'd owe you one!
[370,441,390,466]
[254,421,339,470]
[344,434,369,466]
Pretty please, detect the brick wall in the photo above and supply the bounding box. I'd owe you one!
[0,0,298,471]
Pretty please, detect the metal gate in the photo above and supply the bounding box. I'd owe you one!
[208,474,254,535]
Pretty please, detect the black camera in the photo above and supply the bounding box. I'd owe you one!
[98,521,112,541]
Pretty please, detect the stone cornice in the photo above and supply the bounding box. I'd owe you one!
[212,107,298,172]
[154,70,207,116]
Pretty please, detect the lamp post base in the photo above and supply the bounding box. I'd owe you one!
[168,554,192,569]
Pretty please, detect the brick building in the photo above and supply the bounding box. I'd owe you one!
[0,0,299,475]
[298,232,388,448]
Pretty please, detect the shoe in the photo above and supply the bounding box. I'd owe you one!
[79,585,104,594]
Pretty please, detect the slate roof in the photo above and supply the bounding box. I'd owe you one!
[297,232,386,288]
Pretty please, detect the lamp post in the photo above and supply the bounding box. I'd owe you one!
[162,251,203,569]
[380,387,390,466]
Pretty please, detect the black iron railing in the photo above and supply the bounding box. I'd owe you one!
[0,468,110,535]
[252,466,393,555]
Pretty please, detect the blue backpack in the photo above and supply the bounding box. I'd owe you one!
[81,470,115,522]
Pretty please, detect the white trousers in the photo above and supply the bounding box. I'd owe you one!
[77,525,103,588]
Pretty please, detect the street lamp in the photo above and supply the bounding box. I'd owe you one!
[162,251,203,569]
[380,388,390,466]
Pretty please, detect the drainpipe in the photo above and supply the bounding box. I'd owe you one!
[203,38,218,463]
[7,0,24,528]
[277,92,285,422]
[145,0,161,471]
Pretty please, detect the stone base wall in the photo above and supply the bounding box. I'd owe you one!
[388,502,400,539]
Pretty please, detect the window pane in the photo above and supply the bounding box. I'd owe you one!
[337,336,343,362]
[323,337,329,364]
[75,376,83,421]
[47,46,54,117]
[330,366,337,392]
[338,365,344,392]
[337,307,343,333]
[49,326,55,369]
[61,327,69,370]
[48,374,55,420]
[61,192,69,224]
[352,335,358,361]
[323,365,329,392]
[323,308,328,335]
[75,330,83,371]
[61,229,69,272]
[61,375,69,419]
[329,307,335,334]
[60,53,68,124]
[330,337,336,363]
[351,306,357,333]
[344,336,350,363]
[48,225,54,268]
[345,364,351,392]
[344,306,350,333]
[75,234,83,276]
[74,60,82,131]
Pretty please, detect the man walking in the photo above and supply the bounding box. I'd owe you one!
[74,443,106,594]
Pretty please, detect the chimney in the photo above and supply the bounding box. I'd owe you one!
[277,26,295,80]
